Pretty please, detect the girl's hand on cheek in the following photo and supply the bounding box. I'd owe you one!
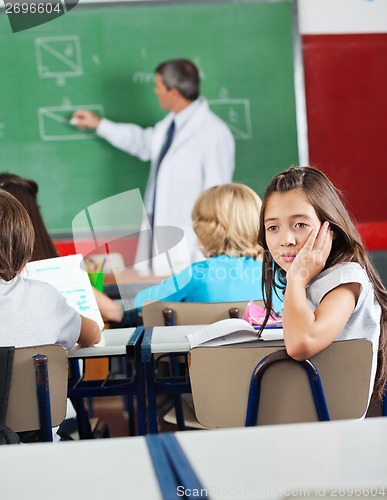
[287,221,333,286]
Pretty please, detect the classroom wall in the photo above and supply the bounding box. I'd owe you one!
[298,0,387,225]
[2,0,386,245]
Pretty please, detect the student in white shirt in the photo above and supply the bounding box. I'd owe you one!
[0,189,101,441]
[258,166,387,402]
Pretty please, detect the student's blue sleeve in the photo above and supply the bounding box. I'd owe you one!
[271,288,284,313]
[134,265,193,309]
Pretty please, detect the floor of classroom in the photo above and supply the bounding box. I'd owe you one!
[92,397,130,438]
[91,396,189,437]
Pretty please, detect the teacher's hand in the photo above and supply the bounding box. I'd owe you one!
[71,110,101,130]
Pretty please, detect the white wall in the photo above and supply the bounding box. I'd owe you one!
[74,0,387,34]
[72,0,387,35]
[2,0,387,34]
[298,0,387,34]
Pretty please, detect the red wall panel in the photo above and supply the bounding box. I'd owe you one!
[303,33,387,223]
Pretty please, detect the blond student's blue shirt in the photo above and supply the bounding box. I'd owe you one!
[134,255,283,312]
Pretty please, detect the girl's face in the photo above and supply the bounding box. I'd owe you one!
[263,190,322,271]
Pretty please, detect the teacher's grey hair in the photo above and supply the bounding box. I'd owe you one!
[155,59,200,101]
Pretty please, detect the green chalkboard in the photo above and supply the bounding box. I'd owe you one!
[0,0,299,233]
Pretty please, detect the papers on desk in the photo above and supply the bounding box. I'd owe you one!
[186,318,283,348]
[22,254,104,330]
[69,328,138,357]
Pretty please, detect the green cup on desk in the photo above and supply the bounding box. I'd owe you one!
[88,272,104,293]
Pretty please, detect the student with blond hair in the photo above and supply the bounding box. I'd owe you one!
[134,183,283,312]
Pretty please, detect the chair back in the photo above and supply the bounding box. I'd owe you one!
[189,339,373,427]
[142,300,264,326]
[6,344,68,433]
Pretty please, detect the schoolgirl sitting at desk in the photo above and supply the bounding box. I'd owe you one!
[258,166,387,402]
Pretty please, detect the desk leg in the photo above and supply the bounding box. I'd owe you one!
[135,359,147,436]
[145,358,158,434]
[68,359,93,440]
[71,397,93,439]
[169,356,186,431]
[124,395,135,436]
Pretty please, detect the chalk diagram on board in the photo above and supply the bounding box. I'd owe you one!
[35,35,83,80]
[37,104,104,141]
[208,99,252,140]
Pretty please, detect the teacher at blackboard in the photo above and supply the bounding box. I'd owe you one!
[72,59,235,272]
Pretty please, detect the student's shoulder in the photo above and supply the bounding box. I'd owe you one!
[313,262,369,289]
[189,257,228,280]
[307,262,371,306]
[191,258,212,272]
[327,262,367,279]
[20,276,63,297]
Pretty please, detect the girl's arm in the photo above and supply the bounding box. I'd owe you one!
[93,287,124,323]
[77,316,101,347]
[283,223,360,360]
[284,281,359,360]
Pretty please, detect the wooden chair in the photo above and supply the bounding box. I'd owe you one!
[142,300,263,431]
[5,344,68,441]
[189,339,374,428]
[141,300,263,326]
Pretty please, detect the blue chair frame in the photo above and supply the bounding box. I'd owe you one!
[34,353,55,442]
[245,349,330,426]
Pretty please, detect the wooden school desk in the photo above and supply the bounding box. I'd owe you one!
[68,327,147,436]
[173,417,387,499]
[141,325,284,433]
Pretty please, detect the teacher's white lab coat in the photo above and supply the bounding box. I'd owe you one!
[97,98,235,274]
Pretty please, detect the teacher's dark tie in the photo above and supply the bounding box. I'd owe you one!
[149,120,175,262]
[150,120,175,228]
[156,120,175,172]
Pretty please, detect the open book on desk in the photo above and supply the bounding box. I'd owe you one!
[186,318,283,348]
[22,254,104,331]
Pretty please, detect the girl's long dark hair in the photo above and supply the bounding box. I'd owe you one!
[0,173,58,261]
[0,190,35,281]
[258,166,387,400]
